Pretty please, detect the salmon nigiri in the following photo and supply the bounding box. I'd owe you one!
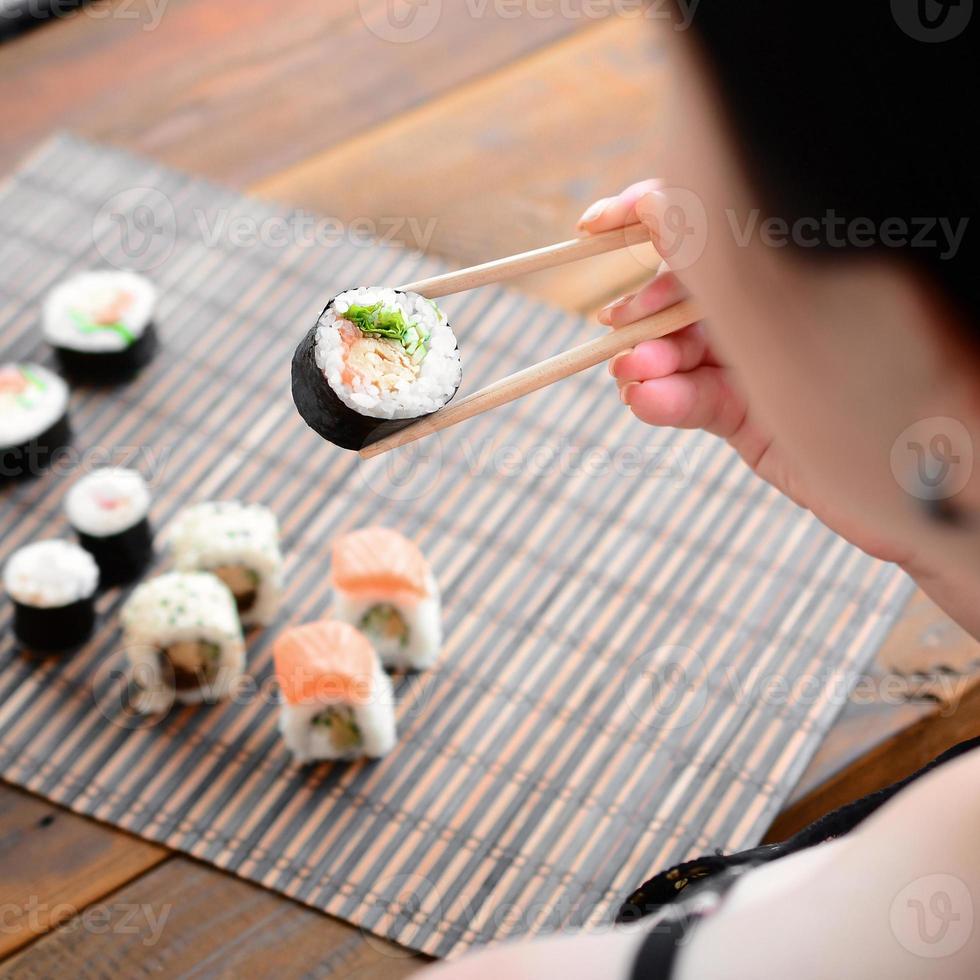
[331,527,442,671]
[274,619,395,762]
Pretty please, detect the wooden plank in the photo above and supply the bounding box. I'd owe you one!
[0,0,592,183]
[253,17,666,309]
[0,859,425,977]
[0,782,167,958]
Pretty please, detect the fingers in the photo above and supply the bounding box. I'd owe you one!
[622,365,748,436]
[576,179,662,234]
[598,270,689,327]
[609,323,708,383]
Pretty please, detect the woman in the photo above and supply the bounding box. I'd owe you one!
[424,1,979,977]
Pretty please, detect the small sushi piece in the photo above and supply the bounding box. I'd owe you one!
[3,540,98,652]
[274,619,396,762]
[291,286,462,451]
[120,572,245,710]
[331,526,441,670]
[65,467,153,586]
[167,501,283,627]
[43,270,158,383]
[0,363,71,481]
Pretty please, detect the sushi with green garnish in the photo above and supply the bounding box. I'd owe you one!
[291,287,461,451]
[0,362,71,482]
[43,270,158,383]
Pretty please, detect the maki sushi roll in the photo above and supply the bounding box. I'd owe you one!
[0,363,70,481]
[168,501,282,627]
[43,270,157,383]
[120,572,245,710]
[65,468,153,587]
[274,619,396,762]
[292,287,462,451]
[331,526,441,670]
[3,540,98,652]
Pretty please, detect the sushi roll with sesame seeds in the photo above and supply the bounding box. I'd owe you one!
[65,467,153,587]
[120,572,245,710]
[43,270,158,383]
[274,619,396,762]
[0,363,71,482]
[331,526,441,670]
[4,540,98,652]
[167,501,283,627]
[291,287,461,451]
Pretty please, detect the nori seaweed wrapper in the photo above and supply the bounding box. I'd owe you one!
[0,413,72,483]
[13,596,96,653]
[76,517,154,588]
[53,321,158,384]
[291,293,459,452]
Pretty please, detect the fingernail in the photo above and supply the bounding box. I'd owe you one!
[608,351,631,376]
[635,191,663,230]
[620,382,638,405]
[598,293,634,325]
[577,198,610,228]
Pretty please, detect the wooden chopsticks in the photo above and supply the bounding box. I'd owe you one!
[358,224,700,459]
[396,223,653,298]
[359,299,701,458]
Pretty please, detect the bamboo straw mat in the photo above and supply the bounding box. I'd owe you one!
[0,135,915,958]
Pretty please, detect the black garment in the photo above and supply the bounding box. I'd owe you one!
[624,735,980,978]
[628,864,756,980]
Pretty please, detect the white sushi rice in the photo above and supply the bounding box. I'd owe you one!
[43,270,156,353]
[121,572,245,709]
[3,539,98,608]
[65,467,151,537]
[334,571,442,670]
[0,363,69,449]
[279,662,396,762]
[167,500,283,627]
[314,287,461,419]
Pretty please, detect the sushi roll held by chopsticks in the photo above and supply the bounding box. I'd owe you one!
[120,572,246,711]
[3,540,99,652]
[274,619,396,762]
[331,526,441,671]
[292,287,461,451]
[43,271,158,383]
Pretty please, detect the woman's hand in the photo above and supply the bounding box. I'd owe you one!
[577,183,911,568]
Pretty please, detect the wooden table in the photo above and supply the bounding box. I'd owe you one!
[1,3,979,974]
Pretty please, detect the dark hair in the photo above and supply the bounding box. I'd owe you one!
[680,2,979,325]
